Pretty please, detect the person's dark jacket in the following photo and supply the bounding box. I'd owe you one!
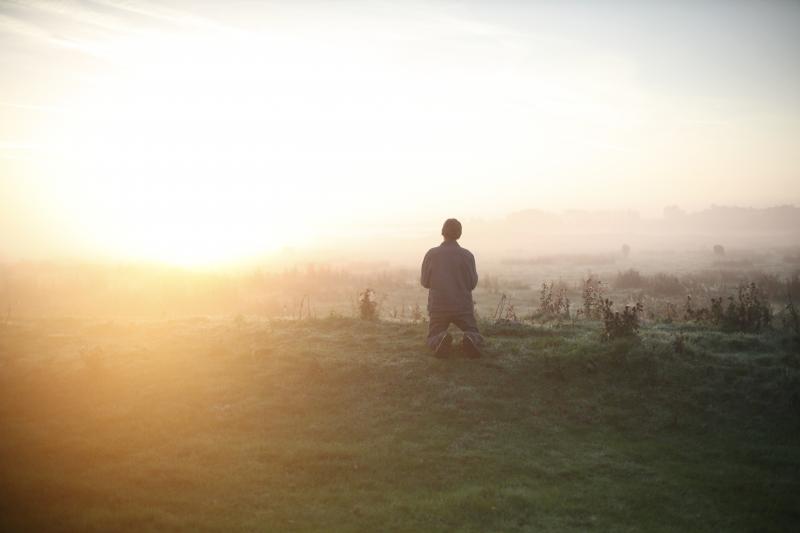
[420,240,478,313]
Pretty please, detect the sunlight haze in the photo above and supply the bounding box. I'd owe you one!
[4,4,800,530]
[1,0,799,265]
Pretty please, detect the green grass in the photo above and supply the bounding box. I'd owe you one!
[1,317,798,531]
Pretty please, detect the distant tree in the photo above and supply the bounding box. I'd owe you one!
[713,244,725,256]
[621,244,631,258]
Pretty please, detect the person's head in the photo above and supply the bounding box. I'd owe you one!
[441,218,462,241]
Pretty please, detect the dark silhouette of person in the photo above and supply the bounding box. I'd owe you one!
[420,218,484,357]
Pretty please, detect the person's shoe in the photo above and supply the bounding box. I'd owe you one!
[461,335,482,358]
[434,333,453,357]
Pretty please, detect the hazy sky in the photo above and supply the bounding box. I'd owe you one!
[1,0,799,265]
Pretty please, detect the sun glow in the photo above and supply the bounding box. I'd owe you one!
[6,1,797,265]
[18,6,655,267]
[39,25,522,265]
[37,24,645,266]
[38,32,350,265]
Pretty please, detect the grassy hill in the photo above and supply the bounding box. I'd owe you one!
[1,316,798,531]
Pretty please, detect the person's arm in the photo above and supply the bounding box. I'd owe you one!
[420,251,432,289]
[469,253,478,290]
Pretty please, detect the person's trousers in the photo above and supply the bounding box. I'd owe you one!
[426,311,484,350]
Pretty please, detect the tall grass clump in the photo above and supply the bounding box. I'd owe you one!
[358,288,379,321]
[579,275,605,319]
[536,281,571,320]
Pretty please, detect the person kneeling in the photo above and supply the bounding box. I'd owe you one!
[420,218,484,358]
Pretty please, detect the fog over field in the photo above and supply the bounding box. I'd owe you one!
[307,204,800,267]
[2,1,800,531]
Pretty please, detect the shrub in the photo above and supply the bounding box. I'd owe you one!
[358,288,378,321]
[503,303,519,322]
[537,281,571,319]
[600,299,643,340]
[493,293,508,320]
[492,293,520,323]
[720,283,772,333]
[685,283,772,333]
[684,295,717,323]
[580,275,605,319]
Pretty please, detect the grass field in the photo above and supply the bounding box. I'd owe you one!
[1,316,799,531]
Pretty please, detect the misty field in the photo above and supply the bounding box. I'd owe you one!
[4,0,800,529]
[1,312,798,531]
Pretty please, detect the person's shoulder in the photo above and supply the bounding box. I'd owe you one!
[460,246,474,258]
[424,246,440,257]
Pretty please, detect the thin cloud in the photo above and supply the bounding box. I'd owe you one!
[17,0,134,34]
[0,11,111,59]
[86,0,234,33]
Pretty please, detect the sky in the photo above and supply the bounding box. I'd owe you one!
[1,0,799,265]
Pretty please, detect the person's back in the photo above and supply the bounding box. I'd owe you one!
[420,218,484,357]
[421,240,477,313]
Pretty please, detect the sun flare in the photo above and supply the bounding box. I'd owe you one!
[22,13,659,266]
[37,33,349,265]
[2,1,799,266]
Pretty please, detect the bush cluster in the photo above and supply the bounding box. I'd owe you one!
[599,299,643,340]
[685,283,772,333]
